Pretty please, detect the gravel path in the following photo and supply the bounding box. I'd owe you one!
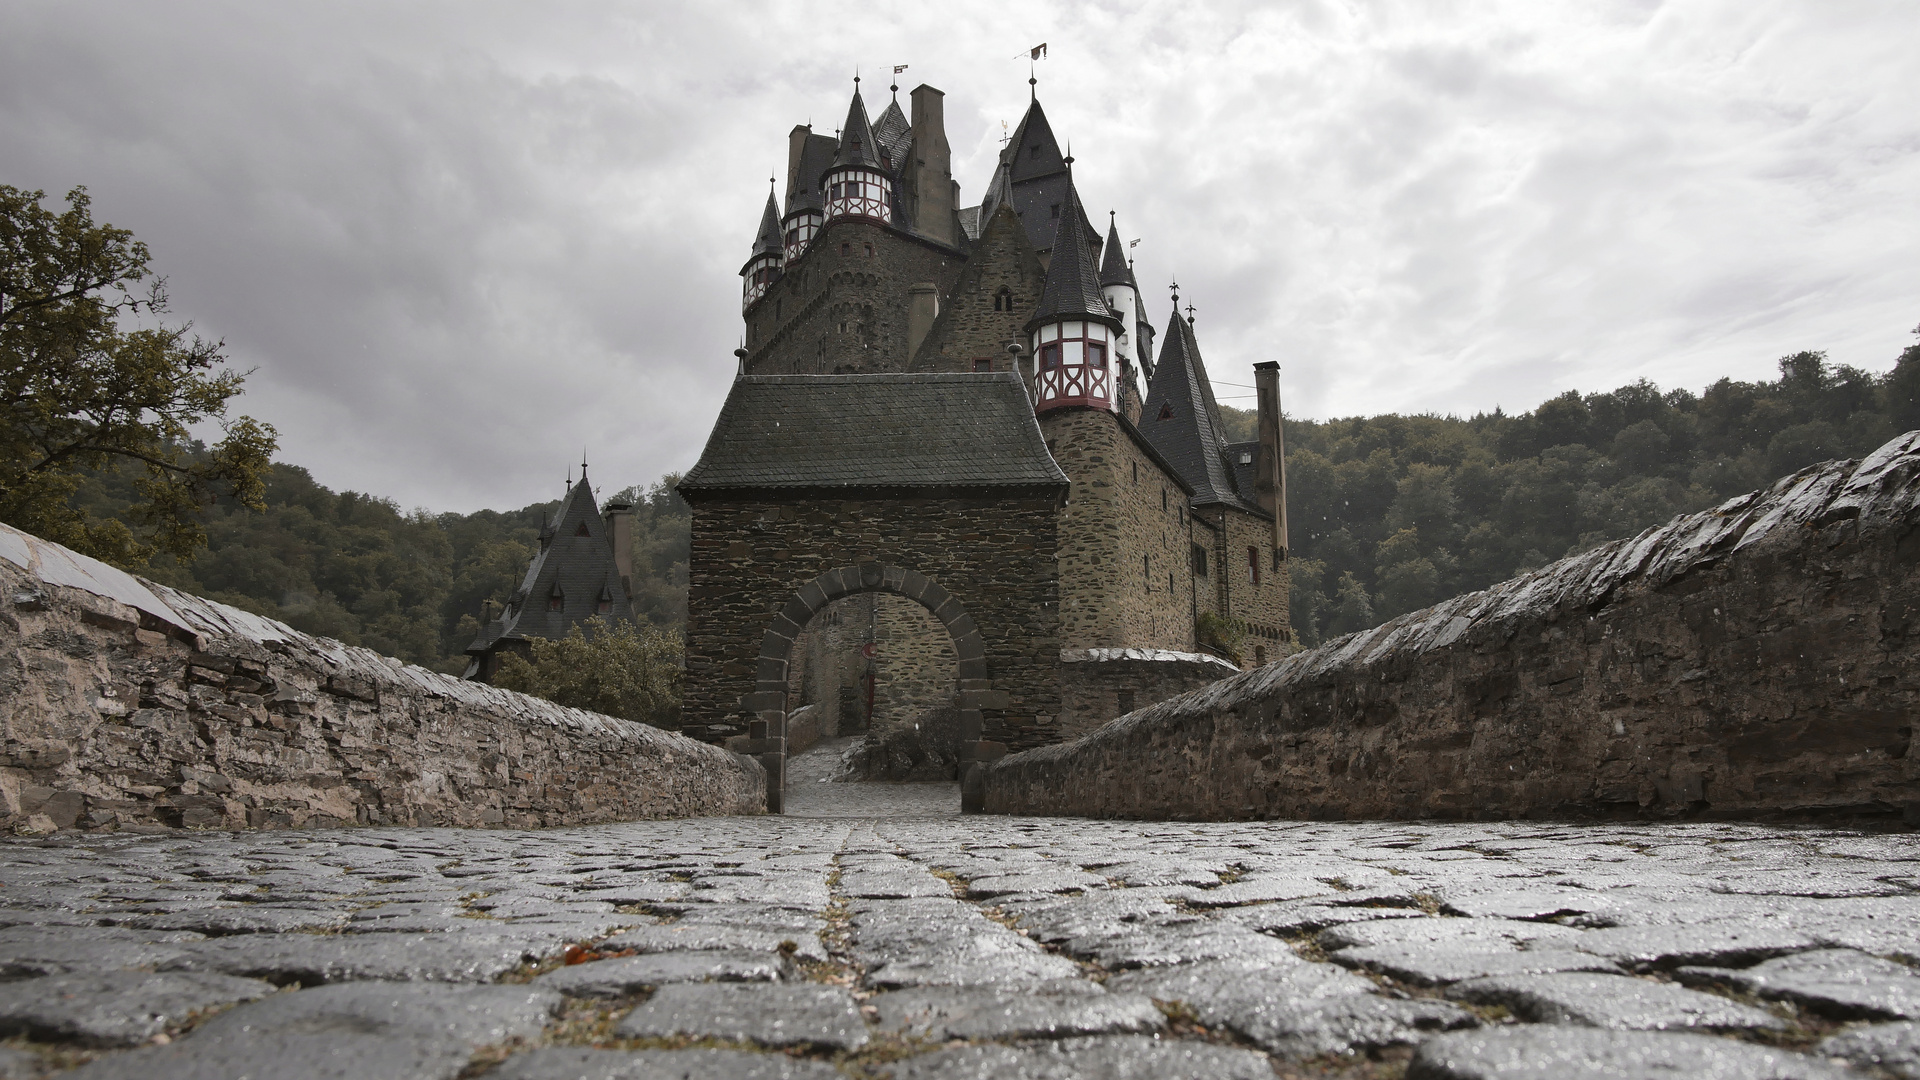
[0,740,1915,1078]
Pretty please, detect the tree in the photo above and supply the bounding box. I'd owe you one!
[0,185,275,564]
[494,616,683,729]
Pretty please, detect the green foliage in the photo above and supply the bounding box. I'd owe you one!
[493,615,682,728]
[1227,332,1920,646]
[1194,610,1246,666]
[79,457,691,673]
[0,185,276,564]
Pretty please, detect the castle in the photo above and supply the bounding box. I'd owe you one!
[678,76,1293,807]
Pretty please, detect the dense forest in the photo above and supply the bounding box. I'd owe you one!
[1220,337,1920,645]
[78,465,691,674]
[80,333,1920,665]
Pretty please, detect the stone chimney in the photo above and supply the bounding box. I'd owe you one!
[784,124,811,205]
[1253,362,1289,554]
[908,85,954,246]
[602,502,635,596]
[907,282,940,359]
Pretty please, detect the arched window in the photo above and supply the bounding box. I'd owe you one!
[596,587,613,615]
[994,287,1013,312]
[547,587,564,612]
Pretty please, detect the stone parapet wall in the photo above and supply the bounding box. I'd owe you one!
[0,526,764,833]
[1055,648,1240,742]
[984,434,1920,823]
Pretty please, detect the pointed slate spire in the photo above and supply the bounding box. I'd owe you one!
[999,98,1068,184]
[1028,178,1113,330]
[1140,301,1258,511]
[980,158,1015,224]
[1099,212,1137,289]
[872,98,912,173]
[831,83,884,173]
[751,187,783,257]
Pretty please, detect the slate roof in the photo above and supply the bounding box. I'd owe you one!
[465,475,636,657]
[787,132,839,213]
[991,98,1096,252]
[1031,180,1115,330]
[1140,309,1266,515]
[873,99,913,173]
[679,373,1069,492]
[830,87,885,174]
[750,191,783,258]
[957,205,982,241]
[1099,214,1138,290]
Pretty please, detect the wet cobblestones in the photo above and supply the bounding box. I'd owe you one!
[0,742,1915,1078]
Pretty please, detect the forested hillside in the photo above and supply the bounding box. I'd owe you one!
[80,335,1920,665]
[1220,339,1920,644]
[79,465,690,673]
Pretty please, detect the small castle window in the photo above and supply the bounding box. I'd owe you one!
[1192,544,1209,577]
[1161,488,1167,510]
[1132,462,1138,483]
[1157,403,1173,421]
[1143,554,1150,588]
[1240,452,1253,464]
[840,242,851,256]
[994,287,1013,312]
[864,243,875,257]
[575,522,591,537]
[596,588,613,615]
[1050,203,1060,219]
[1168,571,1174,591]
[548,589,564,612]
[972,358,993,372]
[1249,545,1260,585]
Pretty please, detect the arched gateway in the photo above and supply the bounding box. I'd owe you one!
[677,373,1072,812]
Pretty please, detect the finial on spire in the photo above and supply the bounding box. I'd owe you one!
[891,63,906,99]
[1186,301,1196,326]
[1170,278,1180,306]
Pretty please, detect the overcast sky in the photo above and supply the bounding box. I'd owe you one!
[4,1,1915,512]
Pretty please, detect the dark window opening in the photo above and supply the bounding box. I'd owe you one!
[1157,403,1173,420]
[1192,544,1209,577]
[972,357,993,372]
[596,588,613,615]
[1050,203,1060,219]
[1249,545,1260,585]
[1161,488,1167,510]
[1143,554,1150,588]
[1273,548,1282,571]
[1117,690,1135,714]
[864,243,874,257]
[1131,462,1138,483]
[1254,645,1267,665]
[1039,342,1061,370]
[575,522,591,537]
[840,242,850,256]
[547,591,564,612]
[994,287,1014,312]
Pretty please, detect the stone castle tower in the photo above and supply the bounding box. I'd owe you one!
[681,75,1292,802]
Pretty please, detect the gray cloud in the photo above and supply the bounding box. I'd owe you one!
[2,0,1914,511]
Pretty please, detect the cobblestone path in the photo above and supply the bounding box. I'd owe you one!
[0,743,1915,1078]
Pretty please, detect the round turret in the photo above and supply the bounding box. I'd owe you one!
[822,81,893,225]
[740,187,785,312]
[1028,176,1123,413]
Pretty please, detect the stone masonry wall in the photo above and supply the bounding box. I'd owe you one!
[985,433,1920,823]
[682,492,1065,750]
[744,218,964,375]
[1042,407,1199,653]
[870,593,958,730]
[0,526,764,834]
[910,204,1046,376]
[1055,648,1240,742]
[1209,503,1291,651]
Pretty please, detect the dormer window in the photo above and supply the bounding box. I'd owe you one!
[547,588,564,612]
[575,522,591,536]
[596,587,613,615]
[1158,403,1173,420]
